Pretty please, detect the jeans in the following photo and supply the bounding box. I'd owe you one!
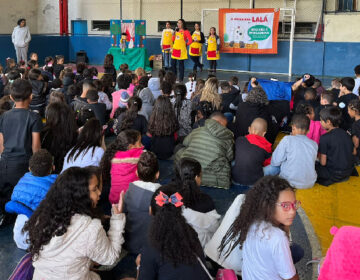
[263,165,281,176]
[190,55,202,71]
[171,59,185,81]
[163,51,171,69]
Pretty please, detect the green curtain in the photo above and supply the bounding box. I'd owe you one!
[108,47,152,71]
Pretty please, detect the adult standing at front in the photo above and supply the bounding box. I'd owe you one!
[171,19,192,82]
[12,18,31,63]
[206,27,220,75]
[189,23,205,73]
[160,21,174,71]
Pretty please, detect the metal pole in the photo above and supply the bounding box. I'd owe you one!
[288,9,295,77]
[250,0,255,8]
[181,0,183,18]
[120,0,122,20]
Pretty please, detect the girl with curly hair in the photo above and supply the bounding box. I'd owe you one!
[219,176,302,280]
[147,95,179,159]
[25,166,126,280]
[199,77,221,110]
[113,96,147,135]
[137,184,209,280]
[100,129,143,204]
[175,158,220,248]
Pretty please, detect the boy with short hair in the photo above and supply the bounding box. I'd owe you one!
[316,107,355,186]
[124,151,161,255]
[315,91,335,121]
[86,89,106,125]
[0,79,42,223]
[5,149,57,249]
[352,64,360,96]
[264,114,318,189]
[232,118,272,186]
[229,76,239,90]
[220,81,238,119]
[337,77,358,130]
[71,80,94,112]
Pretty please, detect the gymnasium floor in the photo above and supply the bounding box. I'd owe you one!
[0,69,354,280]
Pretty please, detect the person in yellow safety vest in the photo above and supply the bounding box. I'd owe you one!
[160,21,174,71]
[171,19,192,82]
[189,23,205,73]
[205,27,220,75]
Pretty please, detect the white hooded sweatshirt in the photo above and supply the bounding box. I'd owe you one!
[12,25,31,48]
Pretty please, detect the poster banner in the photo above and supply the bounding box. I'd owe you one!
[219,9,280,54]
[110,20,146,48]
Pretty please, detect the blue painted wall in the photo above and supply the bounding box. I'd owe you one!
[1,34,359,77]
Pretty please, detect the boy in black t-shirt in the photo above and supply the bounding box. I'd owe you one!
[348,99,360,164]
[0,79,43,222]
[316,107,355,186]
[86,89,107,126]
[336,77,358,131]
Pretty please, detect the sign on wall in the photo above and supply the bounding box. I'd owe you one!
[219,9,280,54]
[110,20,146,48]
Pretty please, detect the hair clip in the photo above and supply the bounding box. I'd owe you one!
[155,191,183,207]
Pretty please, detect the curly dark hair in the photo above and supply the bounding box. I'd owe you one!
[246,87,269,105]
[100,129,141,185]
[67,118,102,163]
[295,102,313,116]
[24,166,102,260]
[149,184,203,266]
[29,149,53,177]
[175,158,202,209]
[42,102,78,173]
[118,96,142,132]
[148,95,179,136]
[348,98,360,114]
[137,151,159,182]
[219,176,294,256]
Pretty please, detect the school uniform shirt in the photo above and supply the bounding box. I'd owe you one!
[314,104,333,121]
[62,146,105,173]
[337,93,358,130]
[351,119,360,156]
[318,128,354,176]
[221,92,238,114]
[150,134,176,160]
[0,108,43,160]
[242,221,296,280]
[353,77,360,95]
[232,135,271,186]
[138,243,209,280]
[271,135,318,189]
[88,103,107,126]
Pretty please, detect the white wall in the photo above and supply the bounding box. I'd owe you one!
[324,14,360,42]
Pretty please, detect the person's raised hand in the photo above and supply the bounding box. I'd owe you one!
[112,191,124,215]
[303,74,310,81]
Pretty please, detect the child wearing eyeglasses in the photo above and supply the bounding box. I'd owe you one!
[220,176,303,280]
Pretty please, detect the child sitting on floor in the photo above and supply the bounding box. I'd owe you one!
[100,129,144,204]
[316,107,355,186]
[5,149,57,250]
[124,151,160,256]
[296,102,326,145]
[348,99,360,164]
[232,118,272,187]
[265,114,318,189]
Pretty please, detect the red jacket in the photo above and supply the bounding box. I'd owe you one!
[245,134,272,166]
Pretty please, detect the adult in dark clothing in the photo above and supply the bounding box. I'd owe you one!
[103,54,117,83]
[86,90,107,126]
[234,87,276,143]
[138,184,209,280]
[336,77,358,131]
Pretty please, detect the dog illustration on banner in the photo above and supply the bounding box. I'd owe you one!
[229,25,246,48]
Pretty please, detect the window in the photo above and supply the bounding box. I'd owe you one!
[278,22,317,35]
[158,21,201,33]
[92,20,110,31]
[337,0,356,11]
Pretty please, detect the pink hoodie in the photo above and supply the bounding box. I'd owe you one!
[109,147,144,204]
[307,120,326,145]
[319,226,360,280]
[110,89,132,119]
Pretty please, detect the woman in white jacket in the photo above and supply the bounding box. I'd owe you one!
[176,158,221,248]
[12,18,31,63]
[24,166,126,280]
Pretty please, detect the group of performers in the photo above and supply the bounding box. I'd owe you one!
[160,19,220,82]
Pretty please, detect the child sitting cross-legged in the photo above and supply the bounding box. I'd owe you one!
[232,118,272,187]
[5,149,57,250]
[316,106,356,186]
[264,114,318,189]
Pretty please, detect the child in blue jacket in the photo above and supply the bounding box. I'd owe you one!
[5,149,57,249]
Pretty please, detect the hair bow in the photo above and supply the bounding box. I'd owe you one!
[155,191,183,207]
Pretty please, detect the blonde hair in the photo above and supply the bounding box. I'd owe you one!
[135,67,146,78]
[200,77,221,109]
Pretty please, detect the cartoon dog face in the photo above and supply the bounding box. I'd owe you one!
[232,26,245,42]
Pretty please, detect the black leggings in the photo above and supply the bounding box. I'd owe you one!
[190,56,202,71]
[209,60,217,72]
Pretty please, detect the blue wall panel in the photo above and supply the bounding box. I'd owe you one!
[0,35,68,66]
[291,41,324,76]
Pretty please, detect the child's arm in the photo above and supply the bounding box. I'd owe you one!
[32,132,41,154]
[352,135,359,155]
[319,153,327,166]
[0,132,3,154]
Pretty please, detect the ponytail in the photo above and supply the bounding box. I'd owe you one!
[119,96,142,131]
